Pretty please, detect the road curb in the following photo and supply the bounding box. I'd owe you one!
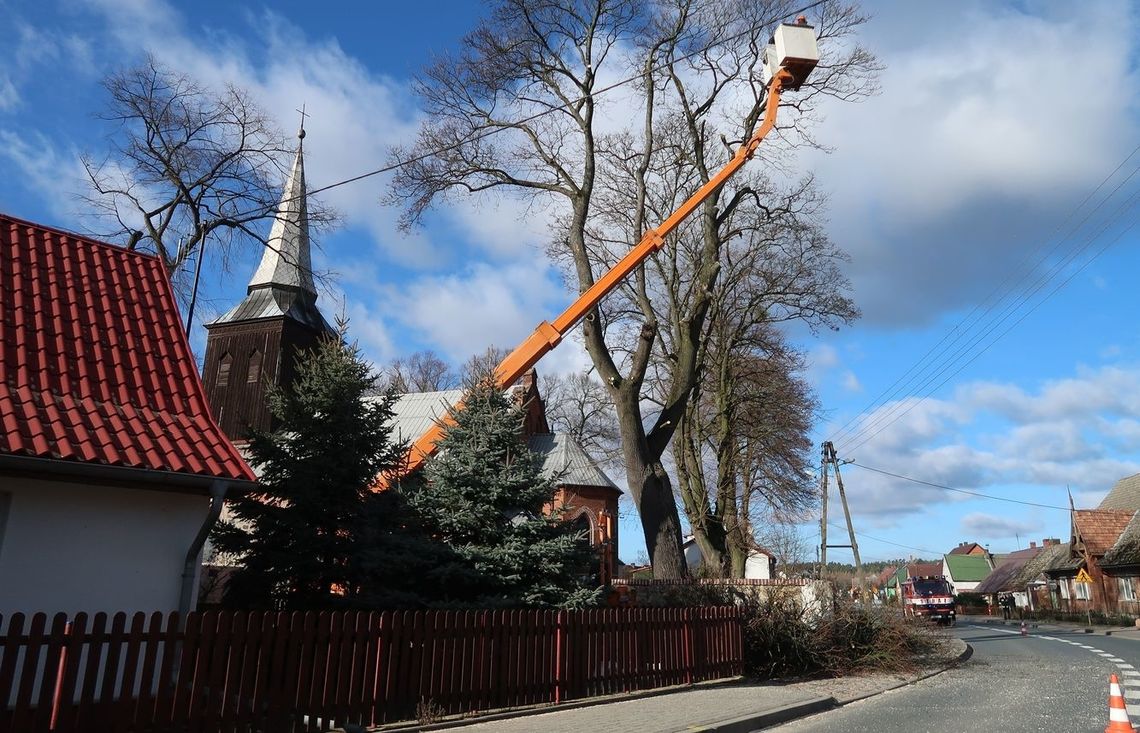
[683,696,839,732]
[832,639,972,709]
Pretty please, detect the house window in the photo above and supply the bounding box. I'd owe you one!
[1059,580,1070,599]
[247,349,262,383]
[1121,578,1137,602]
[217,353,232,387]
[1075,580,1091,600]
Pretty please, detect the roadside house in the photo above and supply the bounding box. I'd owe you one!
[942,553,994,595]
[1047,509,1134,613]
[0,213,257,617]
[682,536,776,579]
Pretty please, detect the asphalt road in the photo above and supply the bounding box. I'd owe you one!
[770,623,1140,733]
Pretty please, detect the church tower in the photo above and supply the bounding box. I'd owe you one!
[202,126,333,442]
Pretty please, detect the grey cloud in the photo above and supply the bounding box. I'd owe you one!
[960,512,1044,540]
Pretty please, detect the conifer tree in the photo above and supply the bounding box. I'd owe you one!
[408,376,601,609]
[212,327,408,610]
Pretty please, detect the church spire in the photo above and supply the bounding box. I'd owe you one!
[247,125,315,296]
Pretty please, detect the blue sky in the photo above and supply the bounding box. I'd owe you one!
[3,0,1140,566]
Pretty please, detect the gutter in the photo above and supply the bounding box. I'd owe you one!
[179,479,229,620]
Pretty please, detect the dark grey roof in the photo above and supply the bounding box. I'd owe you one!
[975,556,1034,594]
[1100,473,1140,511]
[209,287,331,331]
[1033,542,1081,576]
[528,432,619,491]
[1102,511,1140,568]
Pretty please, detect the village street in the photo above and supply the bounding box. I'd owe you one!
[774,623,1140,733]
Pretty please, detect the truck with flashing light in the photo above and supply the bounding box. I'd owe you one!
[900,575,956,625]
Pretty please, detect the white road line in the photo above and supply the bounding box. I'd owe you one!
[1122,664,1136,669]
[1110,658,1127,664]
[1124,689,1140,699]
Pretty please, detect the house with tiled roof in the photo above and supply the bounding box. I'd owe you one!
[942,553,994,595]
[948,541,987,556]
[1100,473,1140,511]
[1045,508,1136,613]
[0,212,256,617]
[974,539,1062,609]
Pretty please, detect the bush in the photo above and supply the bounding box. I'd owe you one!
[741,586,948,680]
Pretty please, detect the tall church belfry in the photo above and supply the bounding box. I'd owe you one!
[202,126,333,442]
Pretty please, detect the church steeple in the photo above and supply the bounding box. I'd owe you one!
[202,120,333,442]
[209,125,328,332]
[247,127,315,296]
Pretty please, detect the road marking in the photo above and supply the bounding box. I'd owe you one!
[1125,688,1140,699]
[1110,658,1127,664]
[1121,664,1136,669]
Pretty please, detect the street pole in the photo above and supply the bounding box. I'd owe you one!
[829,442,864,594]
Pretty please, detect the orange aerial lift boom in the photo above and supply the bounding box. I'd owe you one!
[393,18,820,480]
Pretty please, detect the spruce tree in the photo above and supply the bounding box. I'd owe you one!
[212,328,408,610]
[408,377,601,609]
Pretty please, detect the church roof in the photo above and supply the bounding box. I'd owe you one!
[528,432,619,491]
[386,389,464,445]
[210,130,329,332]
[0,213,256,488]
[378,389,617,490]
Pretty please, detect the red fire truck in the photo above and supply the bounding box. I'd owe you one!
[900,575,956,625]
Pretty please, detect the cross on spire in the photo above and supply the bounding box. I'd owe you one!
[296,103,309,139]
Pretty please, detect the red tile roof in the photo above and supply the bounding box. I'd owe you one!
[1074,509,1135,556]
[0,213,255,486]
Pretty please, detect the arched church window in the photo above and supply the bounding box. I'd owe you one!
[217,353,232,387]
[247,349,262,383]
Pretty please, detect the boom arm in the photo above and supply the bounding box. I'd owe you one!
[388,67,797,482]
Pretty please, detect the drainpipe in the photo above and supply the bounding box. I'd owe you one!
[179,480,229,621]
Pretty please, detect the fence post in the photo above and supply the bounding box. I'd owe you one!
[682,608,693,685]
[553,611,565,704]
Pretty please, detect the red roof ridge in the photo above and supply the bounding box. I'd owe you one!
[0,212,164,267]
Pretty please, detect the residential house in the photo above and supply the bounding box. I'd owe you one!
[1099,473,1140,511]
[974,540,1061,609]
[682,537,776,579]
[1045,509,1134,613]
[0,213,257,617]
[1096,511,1140,614]
[948,541,988,556]
[942,553,994,595]
[200,131,622,585]
[873,565,897,597]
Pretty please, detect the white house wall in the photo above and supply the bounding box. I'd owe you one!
[0,476,208,616]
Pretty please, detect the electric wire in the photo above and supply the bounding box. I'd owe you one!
[827,143,1140,448]
[842,210,1140,456]
[234,0,829,221]
[824,521,938,557]
[832,151,1140,449]
[835,162,1140,453]
[848,462,1072,511]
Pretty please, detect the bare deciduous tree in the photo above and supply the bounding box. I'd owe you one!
[82,56,334,294]
[383,350,459,393]
[541,372,620,461]
[390,0,876,577]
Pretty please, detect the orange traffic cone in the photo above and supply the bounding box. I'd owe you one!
[1107,674,1135,732]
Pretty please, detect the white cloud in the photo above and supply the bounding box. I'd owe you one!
[830,365,1140,520]
[803,0,1140,325]
[960,512,1044,540]
[842,370,862,393]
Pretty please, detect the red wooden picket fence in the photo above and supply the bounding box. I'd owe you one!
[0,606,742,733]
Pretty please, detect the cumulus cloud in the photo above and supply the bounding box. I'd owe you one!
[960,512,1044,540]
[803,0,1140,326]
[830,365,1140,521]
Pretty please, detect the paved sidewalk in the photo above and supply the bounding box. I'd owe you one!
[396,638,969,733]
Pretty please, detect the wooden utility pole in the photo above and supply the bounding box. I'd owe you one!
[819,441,864,591]
[818,443,829,574]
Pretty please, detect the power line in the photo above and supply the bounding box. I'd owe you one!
[848,461,1071,511]
[237,0,829,221]
[842,211,1139,455]
[829,142,1140,444]
[824,521,937,556]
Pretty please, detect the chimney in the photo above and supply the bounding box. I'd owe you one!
[1029,541,1037,549]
